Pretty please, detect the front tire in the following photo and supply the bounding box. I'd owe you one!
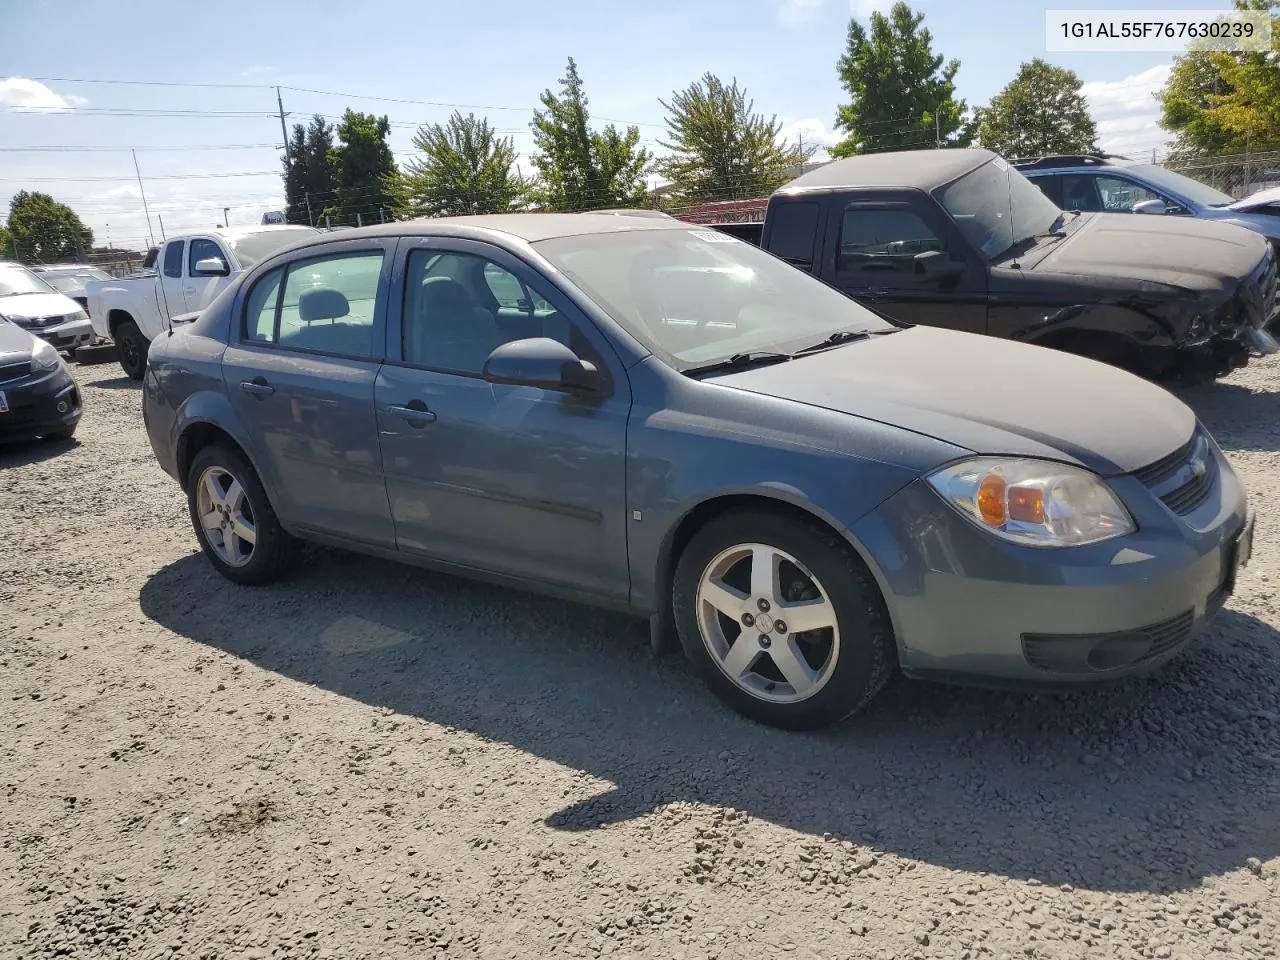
[114,320,148,381]
[187,443,298,585]
[673,508,897,730]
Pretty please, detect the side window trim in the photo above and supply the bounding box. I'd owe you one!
[234,239,394,361]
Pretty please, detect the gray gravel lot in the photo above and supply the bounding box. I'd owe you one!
[3,358,1280,960]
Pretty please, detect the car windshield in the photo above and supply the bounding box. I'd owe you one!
[224,227,319,269]
[937,157,1062,259]
[1123,163,1235,208]
[0,263,57,297]
[533,228,896,367]
[42,274,103,293]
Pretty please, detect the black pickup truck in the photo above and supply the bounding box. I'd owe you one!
[700,148,1280,383]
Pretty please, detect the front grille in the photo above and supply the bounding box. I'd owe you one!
[1022,610,1195,674]
[1132,428,1218,516]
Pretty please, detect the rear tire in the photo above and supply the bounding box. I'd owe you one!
[187,443,298,585]
[672,507,896,730]
[114,320,148,381]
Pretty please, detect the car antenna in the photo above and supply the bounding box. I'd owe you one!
[1005,161,1020,269]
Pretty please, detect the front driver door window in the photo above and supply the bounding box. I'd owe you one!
[374,241,631,598]
[1093,175,1170,213]
[831,201,986,333]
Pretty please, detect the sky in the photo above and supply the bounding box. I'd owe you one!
[0,0,1224,254]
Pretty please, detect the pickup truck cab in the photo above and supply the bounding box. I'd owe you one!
[755,148,1280,384]
[86,225,317,379]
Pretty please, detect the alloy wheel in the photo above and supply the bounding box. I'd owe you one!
[695,542,840,703]
[195,465,257,568]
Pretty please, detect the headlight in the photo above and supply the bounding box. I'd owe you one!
[926,457,1135,547]
[67,310,89,322]
[30,337,62,372]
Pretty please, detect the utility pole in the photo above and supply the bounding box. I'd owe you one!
[157,213,167,242]
[936,110,941,149]
[223,207,230,229]
[277,86,290,163]
[304,192,314,227]
[132,149,156,248]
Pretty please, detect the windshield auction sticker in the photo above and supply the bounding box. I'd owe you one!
[1046,9,1271,52]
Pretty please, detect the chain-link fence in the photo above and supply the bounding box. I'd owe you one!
[1165,150,1280,199]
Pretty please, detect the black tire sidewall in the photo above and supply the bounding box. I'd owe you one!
[186,444,294,585]
[116,322,147,380]
[673,509,895,730]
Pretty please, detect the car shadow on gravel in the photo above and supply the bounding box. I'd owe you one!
[1176,379,1280,452]
[141,549,1280,895]
[80,376,140,391]
[0,436,78,466]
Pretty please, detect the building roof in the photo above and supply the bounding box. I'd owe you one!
[780,148,996,194]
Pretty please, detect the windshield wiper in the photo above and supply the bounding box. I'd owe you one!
[684,351,794,377]
[794,329,876,355]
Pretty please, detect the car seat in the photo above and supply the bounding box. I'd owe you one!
[407,276,505,371]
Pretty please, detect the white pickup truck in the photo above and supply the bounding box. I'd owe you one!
[86,225,318,379]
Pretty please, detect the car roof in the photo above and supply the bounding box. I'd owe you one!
[777,148,996,194]
[279,213,693,248]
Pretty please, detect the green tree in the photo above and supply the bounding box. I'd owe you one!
[1159,0,1280,157]
[975,59,1098,158]
[831,1,968,157]
[0,223,11,260]
[396,112,527,218]
[7,190,93,262]
[657,73,814,204]
[328,110,399,226]
[530,57,651,210]
[282,114,337,224]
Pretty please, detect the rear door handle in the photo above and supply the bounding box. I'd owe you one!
[239,379,275,399]
[388,404,436,426]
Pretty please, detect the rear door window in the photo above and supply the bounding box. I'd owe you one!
[766,201,819,268]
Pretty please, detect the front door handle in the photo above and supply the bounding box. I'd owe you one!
[239,378,275,399]
[388,403,437,426]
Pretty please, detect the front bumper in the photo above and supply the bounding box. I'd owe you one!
[0,364,82,441]
[20,316,94,352]
[852,437,1249,684]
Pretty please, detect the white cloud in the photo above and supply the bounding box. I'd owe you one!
[850,0,892,18]
[777,0,890,24]
[0,77,86,111]
[777,0,825,25]
[781,117,844,157]
[1080,63,1172,159]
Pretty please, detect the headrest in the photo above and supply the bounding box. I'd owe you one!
[298,287,350,323]
[419,275,475,312]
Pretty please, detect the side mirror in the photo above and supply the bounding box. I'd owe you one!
[193,257,231,277]
[482,337,602,395]
[1131,199,1170,216]
[914,249,965,283]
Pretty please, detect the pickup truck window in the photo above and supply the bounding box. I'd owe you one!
[837,207,945,274]
[937,159,1059,260]
[188,238,226,274]
[767,201,819,267]
[162,241,185,279]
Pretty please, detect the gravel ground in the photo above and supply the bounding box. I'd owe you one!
[3,357,1280,960]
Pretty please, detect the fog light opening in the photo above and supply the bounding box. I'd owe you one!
[56,400,69,414]
[1086,635,1153,672]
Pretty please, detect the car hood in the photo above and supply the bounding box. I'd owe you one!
[0,291,83,321]
[0,319,36,360]
[1032,212,1266,293]
[1229,186,1280,211]
[709,327,1194,476]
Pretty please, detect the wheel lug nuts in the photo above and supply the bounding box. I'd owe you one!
[741,613,755,627]
[775,621,787,634]
[758,635,772,649]
[757,598,771,612]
